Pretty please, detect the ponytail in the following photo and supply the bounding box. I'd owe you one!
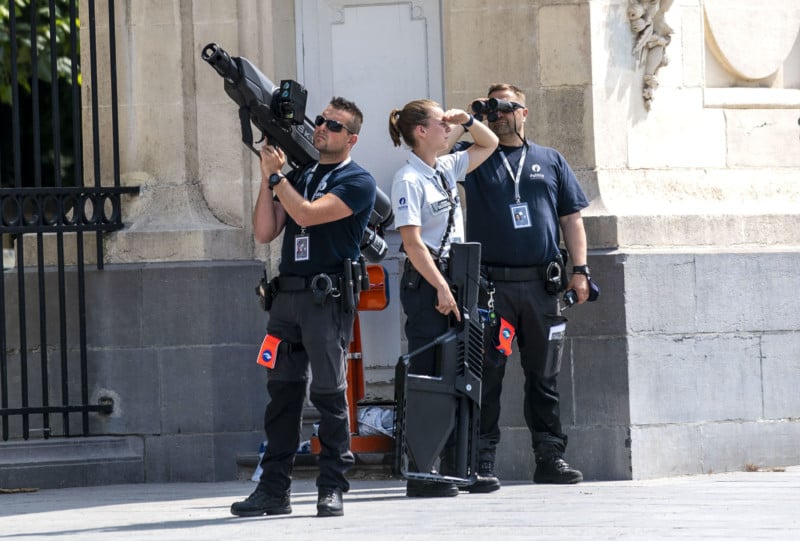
[387,99,438,149]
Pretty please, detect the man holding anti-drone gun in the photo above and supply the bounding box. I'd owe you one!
[202,43,391,518]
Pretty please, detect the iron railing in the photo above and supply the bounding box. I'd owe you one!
[0,0,137,441]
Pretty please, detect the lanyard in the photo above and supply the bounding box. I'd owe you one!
[303,157,351,201]
[434,168,453,200]
[499,146,527,203]
[434,169,456,260]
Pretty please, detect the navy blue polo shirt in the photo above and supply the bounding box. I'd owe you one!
[454,141,588,266]
[279,160,376,276]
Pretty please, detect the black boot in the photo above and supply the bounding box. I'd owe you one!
[465,461,501,493]
[406,479,459,497]
[317,486,344,517]
[230,485,291,517]
[408,445,459,497]
[534,456,583,484]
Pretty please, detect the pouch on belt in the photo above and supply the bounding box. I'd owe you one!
[542,314,568,378]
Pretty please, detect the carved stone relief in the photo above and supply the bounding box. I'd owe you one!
[628,0,674,110]
[704,0,800,83]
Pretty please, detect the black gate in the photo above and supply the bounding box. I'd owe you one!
[0,0,137,441]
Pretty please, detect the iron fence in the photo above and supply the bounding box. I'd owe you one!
[0,0,137,441]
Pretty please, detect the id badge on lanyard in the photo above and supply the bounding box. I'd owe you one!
[509,202,531,229]
[292,158,351,262]
[500,147,532,229]
[294,233,310,261]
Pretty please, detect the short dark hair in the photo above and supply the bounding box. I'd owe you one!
[487,83,526,105]
[329,96,364,134]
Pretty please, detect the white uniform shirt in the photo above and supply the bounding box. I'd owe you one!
[391,150,468,258]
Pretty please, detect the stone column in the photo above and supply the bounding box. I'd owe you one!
[82,0,297,264]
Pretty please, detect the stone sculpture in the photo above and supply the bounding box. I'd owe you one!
[628,0,674,110]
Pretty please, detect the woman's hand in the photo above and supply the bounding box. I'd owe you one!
[442,108,471,127]
[435,284,461,322]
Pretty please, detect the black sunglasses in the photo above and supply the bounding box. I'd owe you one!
[314,115,352,133]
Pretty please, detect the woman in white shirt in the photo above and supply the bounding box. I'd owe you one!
[389,98,497,498]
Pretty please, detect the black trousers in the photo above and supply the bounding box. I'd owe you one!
[478,278,568,463]
[399,266,450,374]
[257,289,355,494]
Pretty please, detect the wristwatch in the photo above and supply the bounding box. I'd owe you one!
[572,265,591,276]
[268,173,285,190]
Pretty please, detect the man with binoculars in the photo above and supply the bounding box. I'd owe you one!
[451,83,591,492]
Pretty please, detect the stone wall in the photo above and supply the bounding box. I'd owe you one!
[0,260,268,486]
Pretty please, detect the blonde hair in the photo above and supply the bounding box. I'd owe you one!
[388,99,439,148]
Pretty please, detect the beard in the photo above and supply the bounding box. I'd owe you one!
[489,119,516,138]
[314,134,339,155]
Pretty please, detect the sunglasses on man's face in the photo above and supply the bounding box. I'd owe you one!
[314,115,351,133]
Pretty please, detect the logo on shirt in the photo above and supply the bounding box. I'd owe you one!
[397,196,408,210]
[530,163,545,180]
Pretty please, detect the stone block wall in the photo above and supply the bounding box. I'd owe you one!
[85,261,269,482]
[1,261,268,484]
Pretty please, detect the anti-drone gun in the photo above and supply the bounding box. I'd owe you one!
[201,42,393,261]
[201,42,316,169]
[393,242,484,487]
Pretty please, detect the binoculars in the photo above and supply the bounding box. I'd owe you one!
[470,98,523,121]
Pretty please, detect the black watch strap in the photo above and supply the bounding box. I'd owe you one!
[268,173,285,190]
[572,265,590,276]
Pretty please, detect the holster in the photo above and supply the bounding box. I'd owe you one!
[256,271,278,312]
[340,258,357,314]
[402,259,423,290]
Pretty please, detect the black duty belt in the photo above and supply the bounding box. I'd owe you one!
[481,264,546,282]
[277,273,342,292]
[404,257,449,273]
